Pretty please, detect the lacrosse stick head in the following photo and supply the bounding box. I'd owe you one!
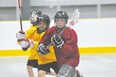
[68,9,80,27]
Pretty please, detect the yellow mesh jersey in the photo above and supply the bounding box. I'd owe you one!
[26,25,56,64]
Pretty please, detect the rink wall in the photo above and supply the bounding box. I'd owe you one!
[0,18,116,56]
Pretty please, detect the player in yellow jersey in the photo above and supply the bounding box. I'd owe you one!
[16,10,59,77]
[37,14,59,77]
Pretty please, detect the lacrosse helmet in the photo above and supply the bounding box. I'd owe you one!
[36,14,50,33]
[54,11,69,24]
[29,10,42,26]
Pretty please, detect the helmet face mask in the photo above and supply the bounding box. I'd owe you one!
[29,13,38,25]
[29,10,42,26]
[38,21,47,32]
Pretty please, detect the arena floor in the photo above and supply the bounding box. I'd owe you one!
[0,54,116,77]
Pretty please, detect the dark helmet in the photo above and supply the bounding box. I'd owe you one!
[54,11,69,24]
[39,14,50,28]
[29,10,42,26]
[30,10,42,15]
[36,14,50,33]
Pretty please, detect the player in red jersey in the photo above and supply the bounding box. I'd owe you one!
[37,11,83,77]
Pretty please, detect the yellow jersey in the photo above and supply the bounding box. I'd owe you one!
[25,25,57,65]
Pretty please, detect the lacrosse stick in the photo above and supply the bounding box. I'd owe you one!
[68,8,80,27]
[17,0,23,31]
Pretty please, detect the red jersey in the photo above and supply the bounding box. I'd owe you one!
[40,26,80,68]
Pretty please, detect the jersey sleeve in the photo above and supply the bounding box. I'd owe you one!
[61,29,78,56]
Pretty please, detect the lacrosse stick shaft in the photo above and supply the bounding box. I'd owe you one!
[18,0,23,31]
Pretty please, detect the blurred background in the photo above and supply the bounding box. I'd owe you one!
[0,0,116,20]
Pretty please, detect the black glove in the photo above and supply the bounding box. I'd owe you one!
[51,34,64,48]
[37,43,50,55]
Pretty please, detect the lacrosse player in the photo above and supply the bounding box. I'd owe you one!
[37,11,82,77]
[16,10,59,77]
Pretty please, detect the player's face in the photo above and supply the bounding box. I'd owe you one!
[37,21,47,31]
[56,18,66,28]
